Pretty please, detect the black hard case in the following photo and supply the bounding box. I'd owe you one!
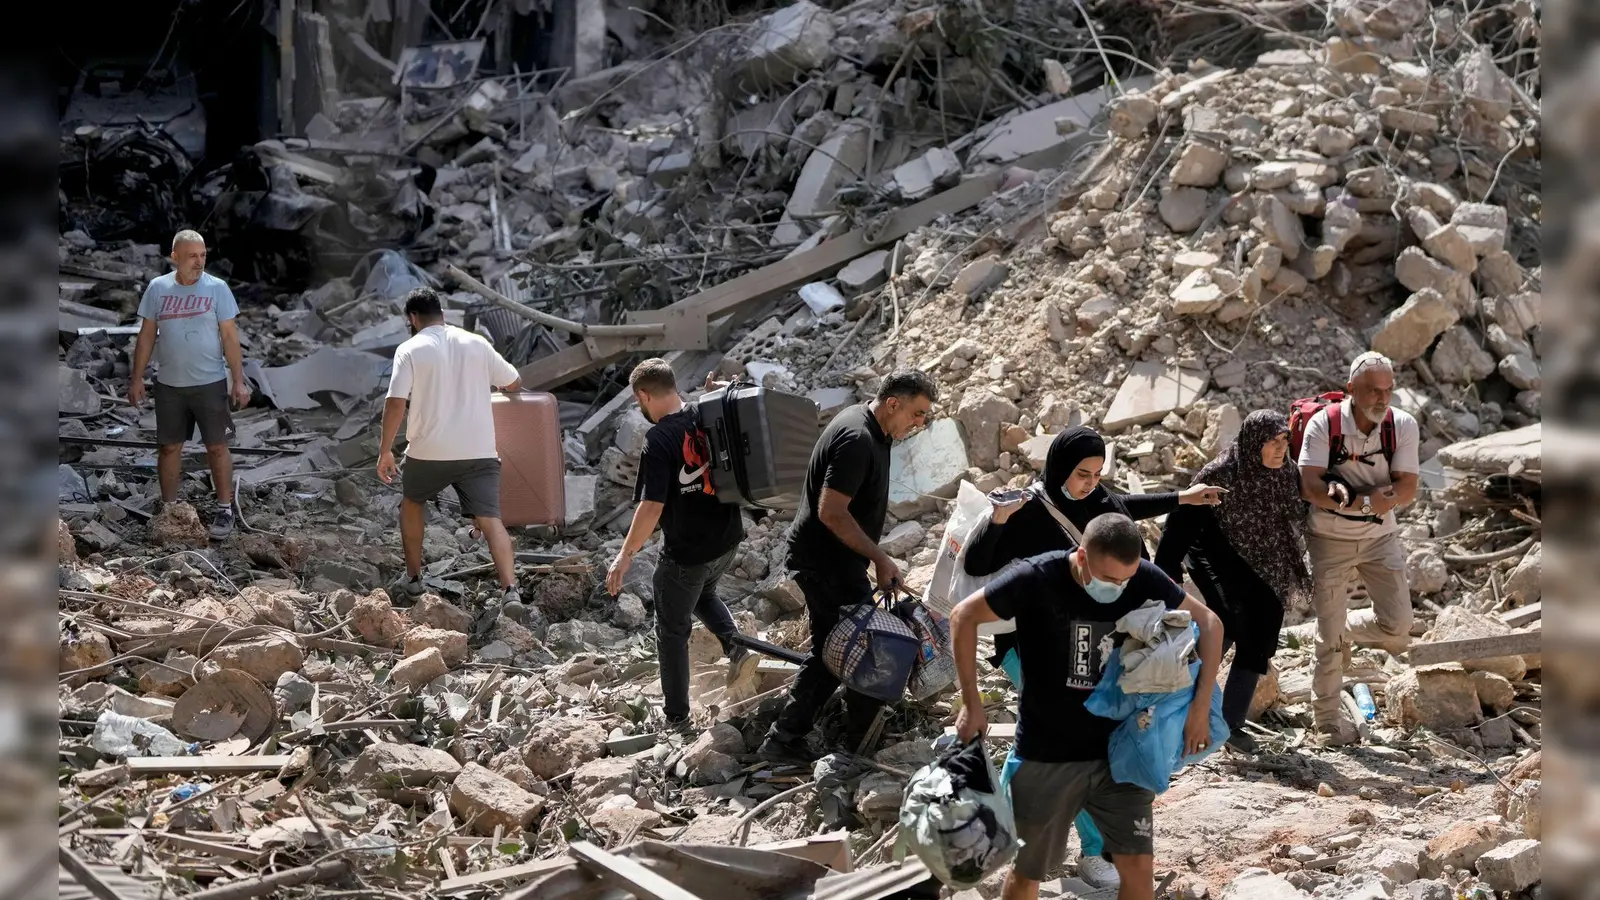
[695,382,819,509]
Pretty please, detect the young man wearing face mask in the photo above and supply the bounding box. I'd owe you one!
[1296,351,1420,745]
[757,369,939,762]
[378,288,523,621]
[951,514,1223,900]
[605,359,756,731]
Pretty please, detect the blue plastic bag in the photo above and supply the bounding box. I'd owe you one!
[1084,637,1229,795]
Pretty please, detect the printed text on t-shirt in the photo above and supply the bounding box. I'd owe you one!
[155,293,217,320]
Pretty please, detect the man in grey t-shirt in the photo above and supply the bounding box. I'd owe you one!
[129,229,251,538]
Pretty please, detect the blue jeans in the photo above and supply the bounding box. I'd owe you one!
[999,648,1107,859]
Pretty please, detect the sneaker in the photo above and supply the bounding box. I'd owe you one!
[208,506,235,539]
[394,574,425,600]
[1226,730,1261,755]
[757,734,816,764]
[664,715,694,735]
[726,643,759,687]
[1076,853,1121,890]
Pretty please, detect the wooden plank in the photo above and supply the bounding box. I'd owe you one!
[1407,631,1542,666]
[438,856,570,893]
[1499,602,1541,628]
[126,755,295,775]
[567,841,705,900]
[942,723,1017,741]
[517,132,1098,390]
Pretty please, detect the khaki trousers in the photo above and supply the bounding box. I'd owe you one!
[1308,531,1412,725]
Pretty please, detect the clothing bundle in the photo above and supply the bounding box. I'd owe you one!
[898,737,1021,888]
[1115,600,1199,695]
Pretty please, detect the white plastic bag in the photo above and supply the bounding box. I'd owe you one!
[898,737,1021,888]
[922,482,1016,636]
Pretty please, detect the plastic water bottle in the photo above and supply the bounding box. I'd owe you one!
[89,711,198,758]
[1352,683,1377,721]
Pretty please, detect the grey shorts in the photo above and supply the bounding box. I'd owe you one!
[154,379,234,446]
[1010,759,1155,880]
[402,457,502,519]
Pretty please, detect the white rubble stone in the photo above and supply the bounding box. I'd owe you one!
[1220,869,1304,899]
[1171,268,1226,316]
[1421,223,1478,274]
[59,366,100,415]
[955,389,1021,469]
[1475,839,1539,893]
[1171,141,1229,187]
[450,763,545,835]
[1102,362,1210,433]
[837,250,890,294]
[1459,46,1518,122]
[564,474,597,532]
[726,1,836,93]
[1430,326,1498,384]
[1158,187,1209,233]
[1255,195,1305,260]
[1498,353,1541,390]
[1370,288,1459,363]
[781,121,869,241]
[1450,202,1509,256]
[807,386,855,424]
[887,419,970,517]
[891,147,960,200]
[951,257,1009,299]
[1406,548,1449,595]
[879,521,926,558]
[1386,664,1481,729]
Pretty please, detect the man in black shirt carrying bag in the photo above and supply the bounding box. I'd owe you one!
[607,359,756,731]
[757,369,939,762]
[949,514,1223,900]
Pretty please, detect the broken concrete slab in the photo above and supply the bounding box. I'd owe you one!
[1475,839,1540,892]
[1370,288,1459,363]
[1102,362,1211,432]
[806,386,855,424]
[1385,664,1481,729]
[352,742,463,787]
[1171,268,1227,316]
[891,147,961,200]
[951,257,1009,299]
[836,250,889,294]
[724,1,837,94]
[449,762,546,835]
[1171,141,1229,187]
[974,78,1153,164]
[245,347,391,413]
[392,647,449,690]
[887,418,969,517]
[60,365,101,415]
[779,121,869,244]
[955,389,1021,470]
[1436,424,1540,476]
[1158,187,1209,233]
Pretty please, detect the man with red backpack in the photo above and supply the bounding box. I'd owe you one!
[1291,351,1420,746]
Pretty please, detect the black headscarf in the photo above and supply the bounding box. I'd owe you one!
[1194,410,1310,607]
[1040,425,1113,531]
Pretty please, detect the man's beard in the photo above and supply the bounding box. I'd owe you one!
[1361,403,1388,422]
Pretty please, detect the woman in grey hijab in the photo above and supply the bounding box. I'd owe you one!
[1156,410,1311,753]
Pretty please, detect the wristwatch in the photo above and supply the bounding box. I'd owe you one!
[1360,495,1373,516]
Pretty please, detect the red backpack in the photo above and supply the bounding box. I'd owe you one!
[1288,391,1396,468]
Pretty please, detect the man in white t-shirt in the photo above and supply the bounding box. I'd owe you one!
[1297,351,1420,745]
[378,288,523,622]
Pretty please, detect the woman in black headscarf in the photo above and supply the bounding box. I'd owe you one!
[1155,410,1311,753]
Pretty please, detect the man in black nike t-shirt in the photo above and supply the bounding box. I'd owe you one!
[607,358,756,730]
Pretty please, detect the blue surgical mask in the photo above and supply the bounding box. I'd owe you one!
[1084,575,1126,604]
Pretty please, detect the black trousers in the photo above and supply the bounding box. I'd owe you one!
[769,565,885,748]
[654,547,738,721]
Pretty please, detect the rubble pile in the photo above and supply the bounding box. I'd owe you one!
[58,0,1544,898]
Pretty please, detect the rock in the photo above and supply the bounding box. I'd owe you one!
[1476,249,1527,296]
[1346,840,1425,884]
[1429,325,1499,384]
[1475,839,1539,892]
[1386,664,1480,729]
[59,366,101,415]
[614,593,647,630]
[781,121,868,241]
[352,743,462,787]
[1498,353,1541,390]
[1405,548,1448,595]
[391,647,449,690]
[403,626,469,668]
[838,251,890,294]
[1419,820,1518,878]
[1403,880,1453,900]
[1422,606,1529,680]
[758,576,807,615]
[150,502,209,549]
[726,0,835,94]
[891,148,960,200]
[1437,424,1541,476]
[209,636,304,685]
[1221,869,1304,899]
[674,723,746,783]
[1159,187,1209,232]
[450,763,545,835]
[956,389,1021,469]
[807,387,856,424]
[1421,223,1478,274]
[1395,247,1473,313]
[688,750,742,786]
[60,628,113,685]
[314,558,381,590]
[1502,543,1540,605]
[524,718,606,780]
[887,418,970,516]
[1488,291,1541,336]
[1102,362,1210,433]
[645,152,691,186]
[545,620,627,655]
[1312,124,1356,155]
[951,257,1009,299]
[1171,141,1228,187]
[274,672,316,712]
[573,757,637,804]
[352,592,408,647]
[407,595,473,634]
[1379,105,1440,135]
[1171,269,1227,315]
[1254,195,1305,261]
[1451,202,1509,256]
[1346,165,1392,199]
[879,521,925,558]
[564,474,598,531]
[589,806,664,838]
[1370,289,1458,363]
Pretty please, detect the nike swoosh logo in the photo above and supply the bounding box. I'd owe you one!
[679,463,709,485]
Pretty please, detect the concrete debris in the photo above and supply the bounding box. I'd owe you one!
[54,3,1543,895]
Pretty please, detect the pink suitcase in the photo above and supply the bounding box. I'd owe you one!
[491,392,566,527]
